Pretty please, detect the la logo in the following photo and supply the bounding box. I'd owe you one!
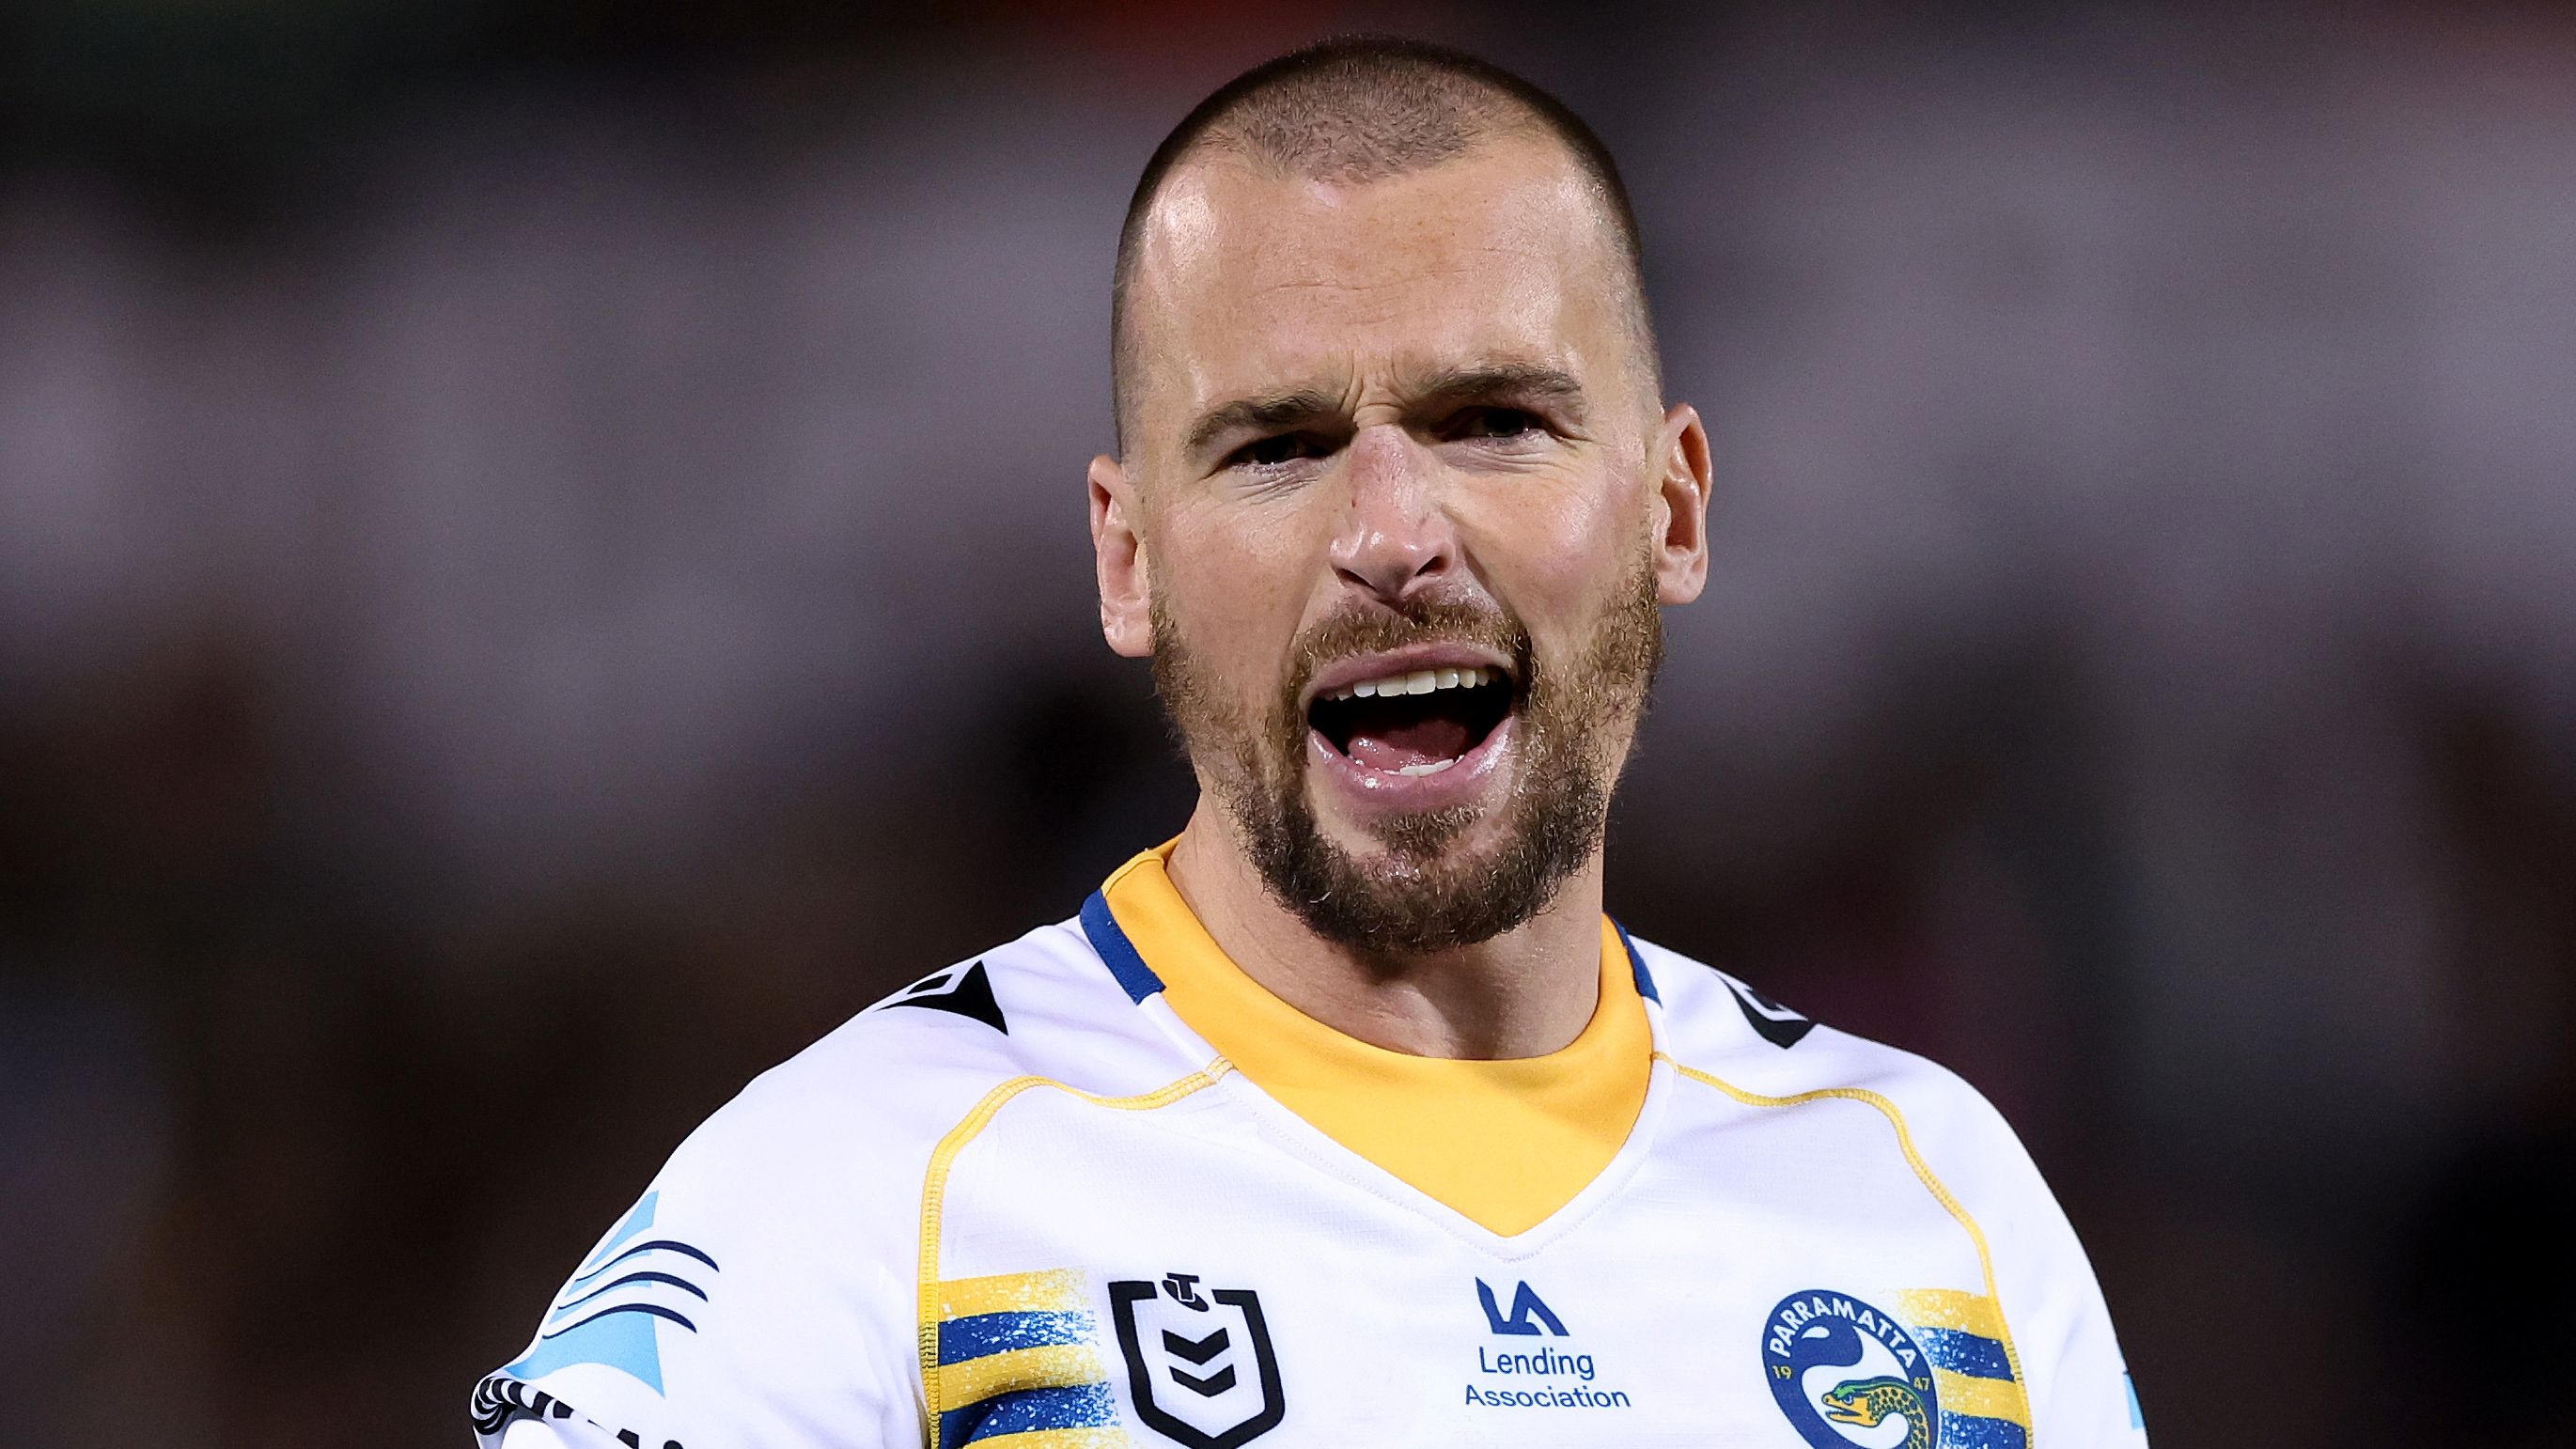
[1476,1278,1569,1337]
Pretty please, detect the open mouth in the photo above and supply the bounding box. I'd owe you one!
[1306,664,1517,777]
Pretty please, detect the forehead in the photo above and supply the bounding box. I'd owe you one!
[1129,140,1629,424]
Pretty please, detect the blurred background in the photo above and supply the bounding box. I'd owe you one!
[3,2,2571,1444]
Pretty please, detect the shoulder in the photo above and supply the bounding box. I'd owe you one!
[634,914,1184,1255]
[472,915,1176,1446]
[1631,930,2038,1188]
[1634,930,2146,1443]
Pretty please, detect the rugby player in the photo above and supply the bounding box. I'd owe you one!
[475,36,2146,1449]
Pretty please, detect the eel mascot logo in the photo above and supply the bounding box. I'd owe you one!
[1761,1290,1940,1449]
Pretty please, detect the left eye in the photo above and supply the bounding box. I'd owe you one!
[1445,407,1541,441]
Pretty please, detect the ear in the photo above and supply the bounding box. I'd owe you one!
[1647,403,1712,605]
[1090,453,1155,658]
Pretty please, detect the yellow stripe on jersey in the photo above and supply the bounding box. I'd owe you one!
[932,1344,1106,1408]
[915,1065,1232,1429]
[1662,1058,2037,1448]
[1897,1286,2008,1339]
[940,1270,1086,1321]
[1901,1287,2033,1429]
[969,1430,1130,1449]
[1099,844,1651,1238]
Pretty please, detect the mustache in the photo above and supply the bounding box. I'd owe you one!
[1280,595,1533,711]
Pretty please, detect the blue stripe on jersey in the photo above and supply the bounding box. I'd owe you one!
[1919,1325,2015,1380]
[1610,917,1659,1003]
[1081,890,1164,1002]
[939,1381,1120,1447]
[1940,1411,2031,1449]
[562,1239,720,1288]
[937,1310,1094,1364]
[504,1302,667,1393]
[547,1270,708,1322]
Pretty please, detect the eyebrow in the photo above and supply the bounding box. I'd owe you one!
[1184,387,1344,459]
[1409,363,1589,423]
[1180,363,1590,461]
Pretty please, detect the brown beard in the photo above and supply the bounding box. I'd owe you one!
[1150,552,1663,955]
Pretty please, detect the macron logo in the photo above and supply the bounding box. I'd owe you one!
[1476,1279,1568,1337]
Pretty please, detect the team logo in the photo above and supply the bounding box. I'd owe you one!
[1109,1272,1286,1448]
[1761,1290,1940,1449]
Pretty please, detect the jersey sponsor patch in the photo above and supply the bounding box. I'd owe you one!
[1475,1278,1568,1337]
[1464,1277,1634,1413]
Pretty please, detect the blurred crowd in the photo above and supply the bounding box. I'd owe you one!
[3,4,2571,1445]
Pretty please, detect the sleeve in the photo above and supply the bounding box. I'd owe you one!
[492,1413,656,1448]
[467,1095,927,1449]
[1923,1071,2147,1448]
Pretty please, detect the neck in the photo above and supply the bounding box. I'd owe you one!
[1163,801,1606,1060]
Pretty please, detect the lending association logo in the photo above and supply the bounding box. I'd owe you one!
[1463,1278,1631,1412]
[1109,1272,1285,1449]
[1761,1290,1939,1449]
[1476,1278,1568,1337]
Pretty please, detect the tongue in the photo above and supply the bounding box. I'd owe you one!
[1344,717,1475,772]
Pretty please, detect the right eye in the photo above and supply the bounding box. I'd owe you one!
[1227,432,1332,469]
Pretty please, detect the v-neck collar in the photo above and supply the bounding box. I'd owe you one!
[1080,844,1656,1238]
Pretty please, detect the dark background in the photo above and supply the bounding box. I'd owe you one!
[4,3,2572,1445]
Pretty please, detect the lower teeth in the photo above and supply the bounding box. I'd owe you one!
[1394,759,1458,777]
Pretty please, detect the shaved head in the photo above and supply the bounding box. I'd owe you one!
[1111,36,1658,454]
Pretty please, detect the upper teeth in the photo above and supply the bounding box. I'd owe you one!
[1321,665,1497,702]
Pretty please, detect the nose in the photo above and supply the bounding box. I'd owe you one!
[1327,424,1456,603]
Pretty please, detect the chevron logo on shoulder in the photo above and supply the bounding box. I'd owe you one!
[885,959,1008,1034]
[1717,971,1813,1049]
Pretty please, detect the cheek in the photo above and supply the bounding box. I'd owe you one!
[1457,470,1647,630]
[1152,505,1325,685]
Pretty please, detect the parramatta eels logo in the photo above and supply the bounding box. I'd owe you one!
[1762,1290,1940,1449]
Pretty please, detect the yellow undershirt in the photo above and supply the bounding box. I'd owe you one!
[1099,845,1652,1238]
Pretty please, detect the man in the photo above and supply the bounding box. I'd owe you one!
[475,37,2145,1449]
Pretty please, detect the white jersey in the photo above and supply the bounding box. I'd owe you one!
[473,848,2144,1449]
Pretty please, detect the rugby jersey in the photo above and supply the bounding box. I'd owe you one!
[473,845,2146,1448]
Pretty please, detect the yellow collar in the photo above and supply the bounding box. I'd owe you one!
[1097,845,1652,1237]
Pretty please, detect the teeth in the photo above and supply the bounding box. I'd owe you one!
[1395,759,1457,776]
[1319,664,1498,703]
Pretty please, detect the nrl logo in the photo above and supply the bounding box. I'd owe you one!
[1108,1272,1286,1448]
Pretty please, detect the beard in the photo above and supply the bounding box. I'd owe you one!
[1150,553,1663,956]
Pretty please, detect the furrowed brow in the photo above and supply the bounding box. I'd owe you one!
[1183,389,1343,459]
[1408,364,1589,423]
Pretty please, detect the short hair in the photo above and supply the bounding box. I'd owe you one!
[1110,36,1657,455]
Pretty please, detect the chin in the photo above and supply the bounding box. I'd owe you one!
[1320,800,1507,874]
